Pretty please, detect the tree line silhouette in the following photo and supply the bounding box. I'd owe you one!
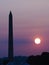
[27,52,49,65]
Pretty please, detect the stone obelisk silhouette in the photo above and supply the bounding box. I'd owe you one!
[8,11,13,61]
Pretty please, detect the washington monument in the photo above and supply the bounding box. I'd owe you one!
[8,11,13,61]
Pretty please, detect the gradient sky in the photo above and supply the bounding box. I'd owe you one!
[0,0,49,58]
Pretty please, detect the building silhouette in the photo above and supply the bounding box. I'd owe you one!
[8,11,13,61]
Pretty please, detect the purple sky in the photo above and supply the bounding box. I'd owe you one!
[0,0,49,58]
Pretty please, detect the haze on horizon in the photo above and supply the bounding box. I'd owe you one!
[0,0,49,58]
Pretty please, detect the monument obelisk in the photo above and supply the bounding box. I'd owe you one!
[8,11,13,61]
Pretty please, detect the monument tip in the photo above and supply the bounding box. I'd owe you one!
[9,11,12,15]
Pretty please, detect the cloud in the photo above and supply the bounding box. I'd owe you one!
[14,38,32,44]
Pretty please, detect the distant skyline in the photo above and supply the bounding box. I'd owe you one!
[0,0,49,58]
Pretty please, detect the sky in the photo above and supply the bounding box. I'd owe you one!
[0,0,49,58]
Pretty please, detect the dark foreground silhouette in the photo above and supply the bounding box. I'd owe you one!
[0,56,27,65]
[27,52,49,65]
[0,52,49,65]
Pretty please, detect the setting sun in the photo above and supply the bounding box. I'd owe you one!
[34,38,41,45]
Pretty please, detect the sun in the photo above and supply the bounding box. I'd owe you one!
[34,38,41,44]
